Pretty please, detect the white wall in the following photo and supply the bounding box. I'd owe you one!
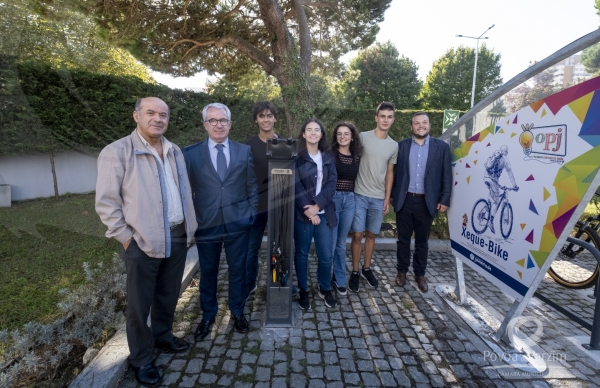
[0,150,99,201]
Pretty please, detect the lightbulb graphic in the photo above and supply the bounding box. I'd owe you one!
[519,124,534,155]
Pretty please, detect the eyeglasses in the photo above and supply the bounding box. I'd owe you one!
[336,132,351,137]
[204,118,230,126]
[305,128,321,133]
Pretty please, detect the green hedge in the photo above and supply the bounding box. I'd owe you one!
[0,56,456,155]
[314,107,447,142]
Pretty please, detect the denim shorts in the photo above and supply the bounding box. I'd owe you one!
[351,192,385,234]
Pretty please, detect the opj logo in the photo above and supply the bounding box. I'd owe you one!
[519,124,566,157]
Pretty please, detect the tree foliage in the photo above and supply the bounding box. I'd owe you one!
[0,1,154,82]
[2,55,452,156]
[37,0,392,133]
[579,0,600,75]
[420,45,502,111]
[503,70,557,113]
[340,41,422,109]
[206,68,282,104]
[582,43,600,75]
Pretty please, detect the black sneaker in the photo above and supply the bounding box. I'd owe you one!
[332,277,347,296]
[298,290,311,310]
[361,267,379,288]
[348,271,360,293]
[318,287,337,308]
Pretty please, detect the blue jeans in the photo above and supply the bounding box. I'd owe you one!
[245,211,268,297]
[294,215,333,291]
[331,191,355,287]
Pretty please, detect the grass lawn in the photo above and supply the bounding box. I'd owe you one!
[0,193,118,331]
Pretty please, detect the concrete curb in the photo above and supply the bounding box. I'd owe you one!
[69,238,450,388]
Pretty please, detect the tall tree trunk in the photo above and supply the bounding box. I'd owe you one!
[276,42,313,136]
[49,151,59,200]
[255,0,313,136]
[279,75,312,137]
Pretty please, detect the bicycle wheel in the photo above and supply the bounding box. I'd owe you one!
[548,224,600,289]
[471,199,490,234]
[500,202,513,239]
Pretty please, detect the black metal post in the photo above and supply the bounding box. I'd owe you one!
[264,138,297,327]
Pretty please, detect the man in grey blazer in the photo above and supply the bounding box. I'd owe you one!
[391,112,452,292]
[183,103,258,339]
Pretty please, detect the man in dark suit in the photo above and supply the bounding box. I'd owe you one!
[183,103,258,339]
[391,112,452,292]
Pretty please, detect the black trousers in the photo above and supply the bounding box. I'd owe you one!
[395,196,434,277]
[121,223,188,368]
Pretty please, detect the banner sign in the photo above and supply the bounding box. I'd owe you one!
[448,77,600,301]
[443,109,461,132]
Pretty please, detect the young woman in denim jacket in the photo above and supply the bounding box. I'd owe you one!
[294,118,338,310]
[329,122,361,297]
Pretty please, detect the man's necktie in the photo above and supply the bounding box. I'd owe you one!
[215,143,227,181]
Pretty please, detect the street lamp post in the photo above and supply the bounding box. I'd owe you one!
[456,24,495,108]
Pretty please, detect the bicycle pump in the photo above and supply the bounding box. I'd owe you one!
[265,137,297,326]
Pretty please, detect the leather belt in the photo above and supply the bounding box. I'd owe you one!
[170,222,184,230]
[407,192,425,197]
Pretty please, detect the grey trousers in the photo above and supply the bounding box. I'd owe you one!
[121,223,188,367]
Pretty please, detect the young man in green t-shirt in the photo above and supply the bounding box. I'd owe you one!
[349,101,398,292]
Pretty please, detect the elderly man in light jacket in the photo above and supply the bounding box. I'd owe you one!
[95,97,197,387]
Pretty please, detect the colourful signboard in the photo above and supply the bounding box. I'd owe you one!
[448,76,600,301]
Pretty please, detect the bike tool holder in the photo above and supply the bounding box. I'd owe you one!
[265,137,297,327]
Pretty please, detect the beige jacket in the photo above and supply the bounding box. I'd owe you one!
[95,130,198,258]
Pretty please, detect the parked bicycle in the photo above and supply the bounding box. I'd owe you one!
[548,188,600,289]
[471,186,517,239]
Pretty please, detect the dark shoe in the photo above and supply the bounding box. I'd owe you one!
[292,285,299,299]
[318,287,337,308]
[361,267,379,288]
[348,272,360,293]
[132,362,161,386]
[195,317,216,341]
[298,290,311,310]
[232,314,249,333]
[333,277,347,296]
[395,272,407,287]
[155,336,190,353]
[416,276,429,292]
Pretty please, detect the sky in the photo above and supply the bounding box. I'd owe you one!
[152,0,600,90]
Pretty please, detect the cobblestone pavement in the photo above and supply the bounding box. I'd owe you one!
[116,250,599,387]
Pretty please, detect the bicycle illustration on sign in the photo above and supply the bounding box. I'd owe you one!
[471,145,519,239]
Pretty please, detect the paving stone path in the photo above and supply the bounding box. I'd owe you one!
[115,250,599,387]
